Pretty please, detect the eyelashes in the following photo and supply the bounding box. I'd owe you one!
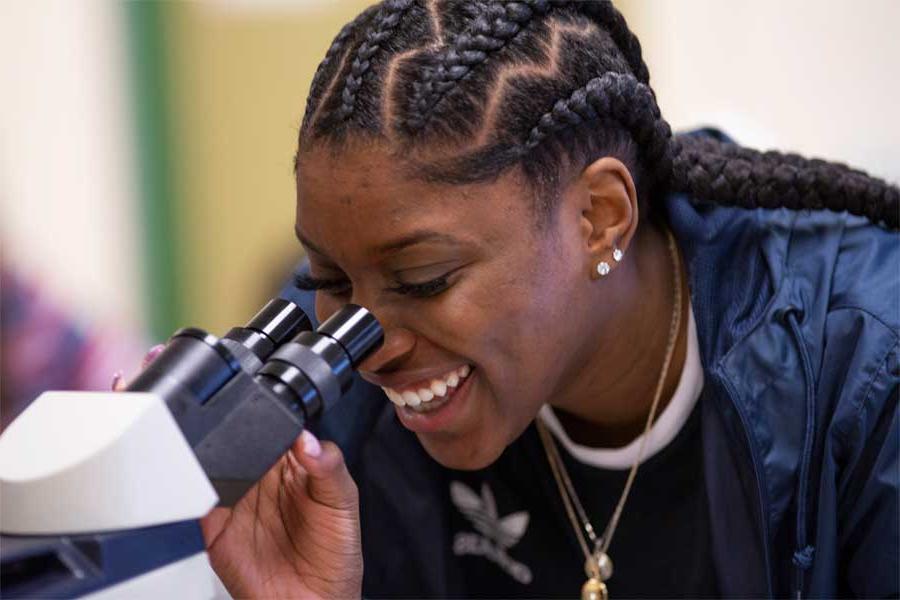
[292,272,452,298]
[293,272,351,294]
[388,275,450,298]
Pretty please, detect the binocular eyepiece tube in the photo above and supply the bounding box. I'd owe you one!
[127,299,383,505]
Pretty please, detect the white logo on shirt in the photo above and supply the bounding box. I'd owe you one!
[450,481,533,584]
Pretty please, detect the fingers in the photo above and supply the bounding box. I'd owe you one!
[111,344,166,391]
[141,344,166,369]
[290,430,358,512]
[111,371,126,392]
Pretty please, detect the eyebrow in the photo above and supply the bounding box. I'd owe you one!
[294,225,461,257]
[374,230,461,253]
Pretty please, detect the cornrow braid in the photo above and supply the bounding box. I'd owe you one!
[299,0,899,231]
[517,73,899,229]
[404,0,648,135]
[566,0,649,84]
[301,5,379,132]
[405,0,551,133]
[522,72,671,182]
[335,0,416,123]
[669,136,900,229]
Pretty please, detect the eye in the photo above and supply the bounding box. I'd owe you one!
[387,274,453,298]
[292,273,352,297]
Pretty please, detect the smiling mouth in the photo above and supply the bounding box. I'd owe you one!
[380,365,472,414]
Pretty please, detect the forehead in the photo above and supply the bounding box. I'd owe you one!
[297,142,443,221]
[295,141,533,260]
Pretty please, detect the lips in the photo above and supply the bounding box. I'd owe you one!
[380,364,471,412]
[390,365,476,434]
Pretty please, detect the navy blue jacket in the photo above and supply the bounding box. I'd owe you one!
[282,151,899,598]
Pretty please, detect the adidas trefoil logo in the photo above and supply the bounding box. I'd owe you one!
[450,481,533,585]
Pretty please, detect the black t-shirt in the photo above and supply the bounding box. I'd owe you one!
[356,402,717,598]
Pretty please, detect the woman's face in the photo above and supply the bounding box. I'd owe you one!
[295,140,600,469]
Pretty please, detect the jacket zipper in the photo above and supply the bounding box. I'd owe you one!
[783,309,817,600]
[718,373,775,597]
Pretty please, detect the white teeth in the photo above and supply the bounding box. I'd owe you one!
[384,388,404,406]
[381,365,473,408]
[402,391,421,406]
[430,379,448,397]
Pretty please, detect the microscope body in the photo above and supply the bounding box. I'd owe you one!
[0,300,383,599]
[0,391,222,599]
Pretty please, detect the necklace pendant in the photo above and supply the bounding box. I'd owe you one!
[581,577,608,600]
[583,551,612,600]
[584,551,614,581]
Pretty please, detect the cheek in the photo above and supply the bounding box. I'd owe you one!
[456,248,578,399]
[421,236,578,375]
[485,251,583,401]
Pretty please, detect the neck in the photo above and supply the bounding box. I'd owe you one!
[552,221,689,448]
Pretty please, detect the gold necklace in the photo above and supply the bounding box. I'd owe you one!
[536,227,684,600]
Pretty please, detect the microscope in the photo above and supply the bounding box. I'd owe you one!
[0,299,383,599]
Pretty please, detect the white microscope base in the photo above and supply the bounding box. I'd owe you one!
[81,551,232,600]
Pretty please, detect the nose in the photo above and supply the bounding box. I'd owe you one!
[357,325,417,374]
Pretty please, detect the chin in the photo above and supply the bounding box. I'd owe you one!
[417,432,506,471]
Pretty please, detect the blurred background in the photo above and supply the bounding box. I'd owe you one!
[1,0,898,425]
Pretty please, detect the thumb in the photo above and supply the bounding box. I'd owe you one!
[199,506,232,549]
[290,430,358,511]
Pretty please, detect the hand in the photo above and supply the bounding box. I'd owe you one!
[113,348,363,600]
[201,431,362,600]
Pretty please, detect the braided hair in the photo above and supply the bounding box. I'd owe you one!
[298,0,899,230]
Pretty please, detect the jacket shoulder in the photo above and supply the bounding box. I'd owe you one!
[667,180,899,553]
[668,193,899,353]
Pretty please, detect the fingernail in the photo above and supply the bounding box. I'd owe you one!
[301,430,322,458]
[111,371,123,390]
[142,344,166,368]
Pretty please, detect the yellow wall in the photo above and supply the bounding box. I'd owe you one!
[164,2,371,333]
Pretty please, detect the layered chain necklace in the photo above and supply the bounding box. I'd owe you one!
[536,227,684,600]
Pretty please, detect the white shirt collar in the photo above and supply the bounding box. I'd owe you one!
[538,304,703,470]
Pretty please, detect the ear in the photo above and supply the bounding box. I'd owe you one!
[577,157,639,276]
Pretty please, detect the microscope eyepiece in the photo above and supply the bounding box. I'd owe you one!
[223,298,312,361]
[244,298,312,346]
[257,304,383,420]
[316,304,384,368]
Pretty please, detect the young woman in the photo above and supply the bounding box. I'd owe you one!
[197,2,899,598]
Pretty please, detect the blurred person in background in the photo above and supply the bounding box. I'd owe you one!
[1,263,146,431]
[176,2,899,599]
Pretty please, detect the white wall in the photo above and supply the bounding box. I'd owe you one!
[622,0,899,184]
[0,1,145,331]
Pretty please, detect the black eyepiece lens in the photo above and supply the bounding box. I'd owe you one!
[316,305,383,367]
[246,299,312,345]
